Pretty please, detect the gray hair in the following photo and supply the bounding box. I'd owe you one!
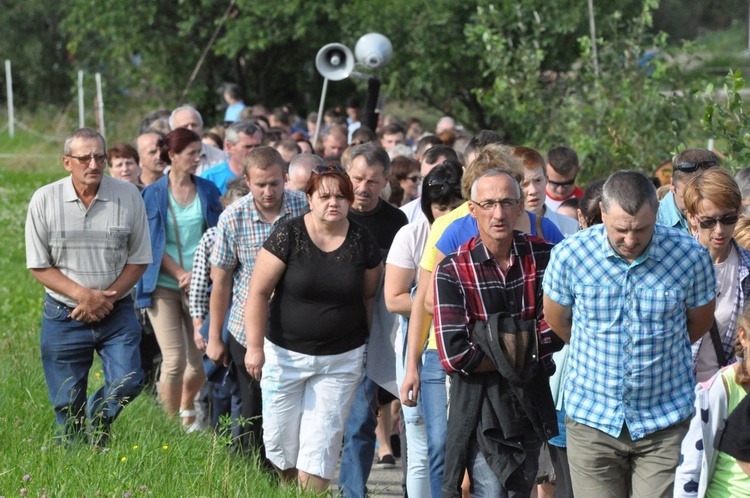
[470,168,521,200]
[601,170,658,215]
[225,121,263,145]
[349,142,391,174]
[63,128,106,155]
[288,153,323,176]
[168,105,203,130]
[736,167,750,201]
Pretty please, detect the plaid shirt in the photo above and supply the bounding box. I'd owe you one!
[189,226,216,319]
[691,238,750,367]
[210,190,308,347]
[434,232,561,375]
[543,223,715,440]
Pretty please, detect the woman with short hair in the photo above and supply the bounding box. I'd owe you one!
[683,168,750,382]
[244,163,382,492]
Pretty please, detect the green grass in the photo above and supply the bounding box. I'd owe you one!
[0,166,317,497]
[691,20,750,74]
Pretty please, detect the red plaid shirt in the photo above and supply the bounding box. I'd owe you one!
[434,232,561,374]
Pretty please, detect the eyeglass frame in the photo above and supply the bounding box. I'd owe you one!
[65,154,108,166]
[313,163,347,175]
[673,160,718,174]
[547,177,577,188]
[470,198,521,212]
[694,213,739,230]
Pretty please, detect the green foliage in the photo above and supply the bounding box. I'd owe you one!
[702,70,750,170]
[0,0,73,106]
[470,0,700,183]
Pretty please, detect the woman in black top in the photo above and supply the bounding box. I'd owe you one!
[244,163,382,492]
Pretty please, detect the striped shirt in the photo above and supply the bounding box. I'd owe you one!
[210,190,308,347]
[433,232,561,375]
[543,223,715,439]
[26,175,152,307]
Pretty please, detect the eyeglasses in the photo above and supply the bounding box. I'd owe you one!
[471,198,520,211]
[66,154,108,166]
[405,175,422,183]
[313,163,347,175]
[673,160,718,173]
[696,213,739,230]
[547,178,577,188]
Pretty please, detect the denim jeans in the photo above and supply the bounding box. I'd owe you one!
[40,294,143,441]
[339,372,379,498]
[421,349,448,498]
[467,436,542,498]
[395,331,430,498]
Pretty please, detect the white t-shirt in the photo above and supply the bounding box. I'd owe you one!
[386,219,431,356]
[543,208,579,237]
[696,245,738,382]
[400,198,426,224]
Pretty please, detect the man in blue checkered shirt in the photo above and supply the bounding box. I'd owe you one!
[543,171,716,498]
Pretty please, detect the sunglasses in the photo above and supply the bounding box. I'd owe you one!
[673,160,718,173]
[548,177,576,188]
[696,213,739,230]
[313,163,347,175]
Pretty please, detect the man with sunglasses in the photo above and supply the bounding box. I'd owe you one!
[543,171,716,497]
[544,146,584,212]
[26,128,152,445]
[657,148,721,233]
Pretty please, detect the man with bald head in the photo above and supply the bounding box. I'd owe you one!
[170,105,228,174]
[286,153,324,191]
[135,131,167,187]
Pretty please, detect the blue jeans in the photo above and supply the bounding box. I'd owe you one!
[421,349,447,498]
[40,295,143,441]
[468,436,542,498]
[395,328,430,498]
[339,372,379,498]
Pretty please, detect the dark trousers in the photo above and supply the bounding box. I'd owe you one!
[548,445,573,498]
[228,333,264,457]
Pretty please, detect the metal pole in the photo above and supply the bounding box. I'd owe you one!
[78,70,85,128]
[95,73,105,139]
[5,60,14,138]
[588,0,600,79]
[312,77,329,151]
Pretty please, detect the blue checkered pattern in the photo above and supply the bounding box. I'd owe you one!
[543,223,715,440]
[210,190,308,347]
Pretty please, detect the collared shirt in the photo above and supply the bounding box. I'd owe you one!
[200,161,240,195]
[26,175,152,307]
[434,233,560,375]
[543,223,715,440]
[210,190,308,347]
[657,191,689,233]
[197,143,229,176]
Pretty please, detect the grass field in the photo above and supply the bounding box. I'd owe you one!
[0,150,315,497]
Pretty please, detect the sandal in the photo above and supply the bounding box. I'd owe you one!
[179,409,202,433]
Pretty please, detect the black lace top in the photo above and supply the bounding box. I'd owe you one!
[263,216,382,355]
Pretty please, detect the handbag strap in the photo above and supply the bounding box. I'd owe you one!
[709,318,729,368]
[166,188,185,269]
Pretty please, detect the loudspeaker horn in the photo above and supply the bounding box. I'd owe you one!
[315,43,354,81]
[355,33,393,70]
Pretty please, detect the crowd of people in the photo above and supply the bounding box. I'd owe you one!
[23,90,750,498]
